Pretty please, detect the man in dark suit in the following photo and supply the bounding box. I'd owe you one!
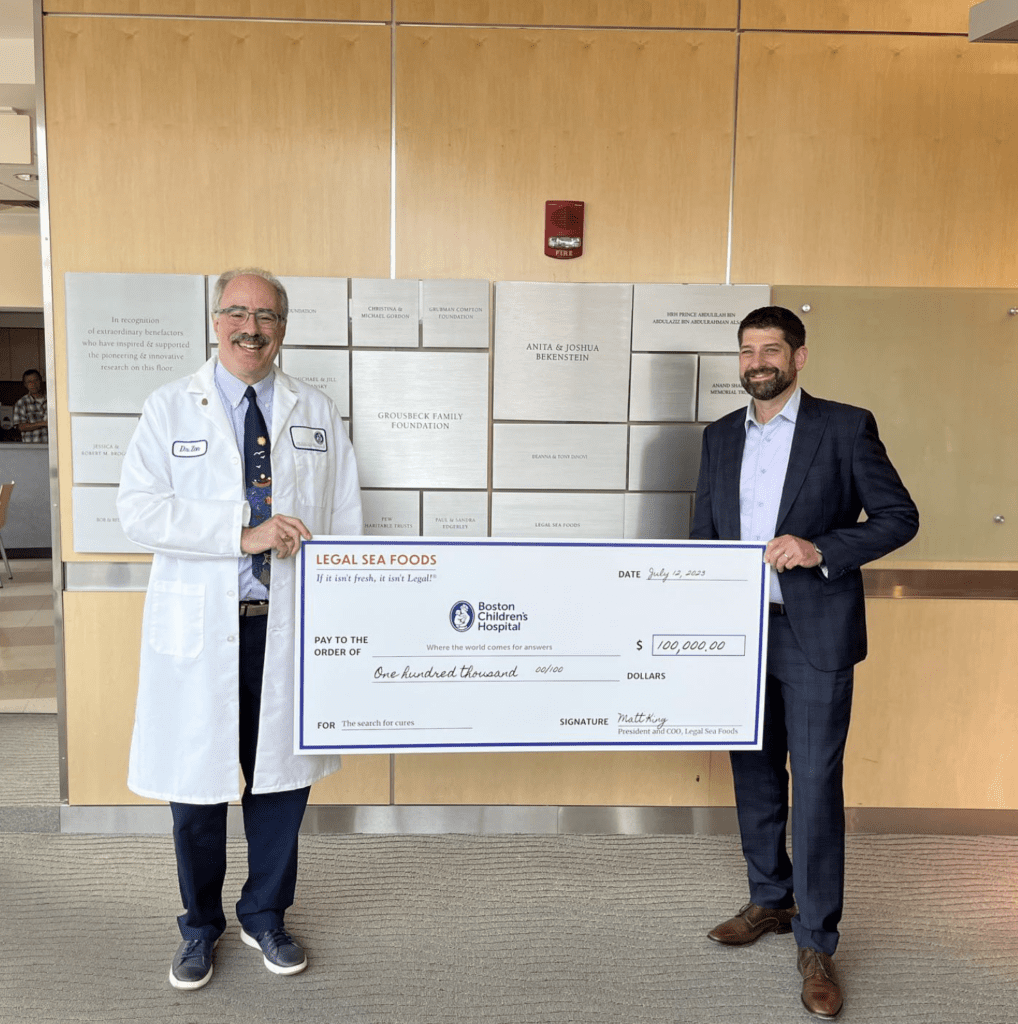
[692,306,918,1019]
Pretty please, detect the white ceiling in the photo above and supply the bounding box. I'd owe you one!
[0,0,39,236]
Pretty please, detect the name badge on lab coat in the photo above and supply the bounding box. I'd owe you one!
[172,440,208,457]
[290,426,328,452]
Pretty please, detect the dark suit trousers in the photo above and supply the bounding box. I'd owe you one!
[730,614,854,956]
[170,614,311,942]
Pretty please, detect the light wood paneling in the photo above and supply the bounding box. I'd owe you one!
[772,286,1018,564]
[740,0,974,34]
[394,751,716,805]
[397,0,737,28]
[846,599,1018,808]
[732,34,1018,289]
[63,591,156,805]
[44,16,391,560]
[396,26,736,282]
[44,0,389,19]
[62,592,389,804]
[309,756,390,804]
[0,234,43,309]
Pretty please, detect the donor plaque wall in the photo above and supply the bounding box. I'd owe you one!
[65,273,767,553]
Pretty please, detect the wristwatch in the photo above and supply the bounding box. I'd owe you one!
[812,542,825,567]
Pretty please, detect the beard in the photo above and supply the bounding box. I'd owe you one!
[740,365,796,401]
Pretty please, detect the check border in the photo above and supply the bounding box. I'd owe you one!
[296,539,770,753]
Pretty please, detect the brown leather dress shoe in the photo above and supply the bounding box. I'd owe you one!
[707,902,797,945]
[797,946,843,1019]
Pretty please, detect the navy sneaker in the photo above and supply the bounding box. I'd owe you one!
[241,926,308,975]
[169,937,218,990]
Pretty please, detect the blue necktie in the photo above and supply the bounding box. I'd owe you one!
[243,385,272,587]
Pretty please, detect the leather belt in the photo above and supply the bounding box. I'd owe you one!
[239,600,269,618]
[768,602,787,616]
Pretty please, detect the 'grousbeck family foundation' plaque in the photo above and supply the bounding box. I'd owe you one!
[351,351,489,489]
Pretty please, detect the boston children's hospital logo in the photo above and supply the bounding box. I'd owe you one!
[450,601,475,632]
[449,599,530,633]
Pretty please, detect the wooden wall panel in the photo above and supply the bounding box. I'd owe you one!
[0,234,44,309]
[397,0,738,28]
[394,751,717,806]
[732,34,1018,289]
[44,1,389,19]
[846,599,1018,808]
[44,16,391,561]
[396,27,736,282]
[771,286,1018,565]
[63,591,156,804]
[740,0,974,34]
[62,592,389,805]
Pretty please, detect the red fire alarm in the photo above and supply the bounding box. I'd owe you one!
[545,201,585,259]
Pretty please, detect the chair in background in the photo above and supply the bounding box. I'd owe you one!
[0,481,14,587]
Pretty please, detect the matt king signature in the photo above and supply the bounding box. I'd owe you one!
[618,711,668,731]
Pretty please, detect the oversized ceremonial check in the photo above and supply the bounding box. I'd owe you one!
[295,538,770,754]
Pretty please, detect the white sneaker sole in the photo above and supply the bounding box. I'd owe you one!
[168,937,219,990]
[240,927,308,975]
[168,965,213,990]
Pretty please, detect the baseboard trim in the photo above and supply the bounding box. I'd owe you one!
[55,804,1018,837]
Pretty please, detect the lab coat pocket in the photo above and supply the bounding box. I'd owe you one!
[147,580,205,658]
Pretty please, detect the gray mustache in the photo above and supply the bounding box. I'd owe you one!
[230,332,269,347]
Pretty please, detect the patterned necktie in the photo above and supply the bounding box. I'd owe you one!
[243,385,272,587]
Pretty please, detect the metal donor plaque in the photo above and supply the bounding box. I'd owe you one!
[698,355,746,422]
[279,349,350,417]
[629,353,698,422]
[624,492,692,540]
[295,538,770,753]
[351,351,489,489]
[492,424,627,490]
[632,284,770,352]
[628,424,705,492]
[490,492,625,538]
[72,486,146,554]
[65,273,208,414]
[71,416,139,484]
[422,280,490,348]
[351,279,419,347]
[423,492,489,537]
[276,276,350,347]
[362,490,421,536]
[493,282,633,422]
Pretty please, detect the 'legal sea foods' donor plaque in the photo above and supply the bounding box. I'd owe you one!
[351,351,489,489]
[494,282,633,422]
[65,273,208,414]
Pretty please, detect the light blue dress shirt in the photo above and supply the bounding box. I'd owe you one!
[214,361,275,601]
[739,387,802,605]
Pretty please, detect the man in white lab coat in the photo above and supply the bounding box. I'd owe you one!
[118,268,362,990]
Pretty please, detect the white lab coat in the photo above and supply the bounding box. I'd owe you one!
[117,357,362,803]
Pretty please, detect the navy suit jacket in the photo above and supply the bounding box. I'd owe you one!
[691,390,919,672]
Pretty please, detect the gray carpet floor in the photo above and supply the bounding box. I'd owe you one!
[2,718,1017,1022]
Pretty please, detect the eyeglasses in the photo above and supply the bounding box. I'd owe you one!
[215,306,284,329]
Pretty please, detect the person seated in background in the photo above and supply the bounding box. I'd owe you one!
[0,415,20,442]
